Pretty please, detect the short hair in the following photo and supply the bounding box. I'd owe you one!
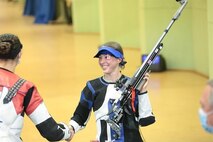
[207,80,213,107]
[0,33,22,59]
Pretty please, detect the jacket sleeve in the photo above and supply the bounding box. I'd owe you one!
[25,87,69,141]
[36,117,68,141]
[69,81,95,132]
[137,91,155,126]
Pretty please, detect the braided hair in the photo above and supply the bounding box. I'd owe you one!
[0,33,22,59]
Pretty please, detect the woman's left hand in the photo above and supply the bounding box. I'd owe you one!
[140,72,150,93]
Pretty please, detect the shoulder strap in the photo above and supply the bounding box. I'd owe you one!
[3,78,26,104]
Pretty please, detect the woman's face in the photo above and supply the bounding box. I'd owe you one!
[98,54,121,74]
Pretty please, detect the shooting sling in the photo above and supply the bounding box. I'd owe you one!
[3,78,26,104]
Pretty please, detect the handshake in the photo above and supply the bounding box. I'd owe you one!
[58,122,75,142]
[58,122,100,142]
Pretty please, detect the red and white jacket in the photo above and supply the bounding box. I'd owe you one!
[0,68,69,142]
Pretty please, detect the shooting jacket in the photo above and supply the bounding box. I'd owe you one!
[0,68,66,141]
[70,75,155,142]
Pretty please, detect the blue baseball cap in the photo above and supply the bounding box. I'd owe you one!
[94,46,124,59]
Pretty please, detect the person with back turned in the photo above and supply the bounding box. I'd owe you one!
[0,33,73,142]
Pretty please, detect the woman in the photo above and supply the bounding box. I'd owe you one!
[0,33,72,142]
[69,41,155,142]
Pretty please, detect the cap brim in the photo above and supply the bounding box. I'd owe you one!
[94,46,123,58]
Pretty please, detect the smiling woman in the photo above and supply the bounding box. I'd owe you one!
[68,41,155,142]
[0,1,212,142]
[94,42,126,79]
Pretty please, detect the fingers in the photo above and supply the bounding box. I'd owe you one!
[140,72,151,93]
[143,71,151,80]
[65,125,75,142]
[58,122,75,142]
[58,122,72,141]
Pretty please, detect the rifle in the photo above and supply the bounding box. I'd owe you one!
[106,0,188,139]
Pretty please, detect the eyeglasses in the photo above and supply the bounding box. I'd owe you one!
[98,54,113,60]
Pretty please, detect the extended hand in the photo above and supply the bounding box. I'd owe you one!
[65,125,75,142]
[58,122,74,141]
